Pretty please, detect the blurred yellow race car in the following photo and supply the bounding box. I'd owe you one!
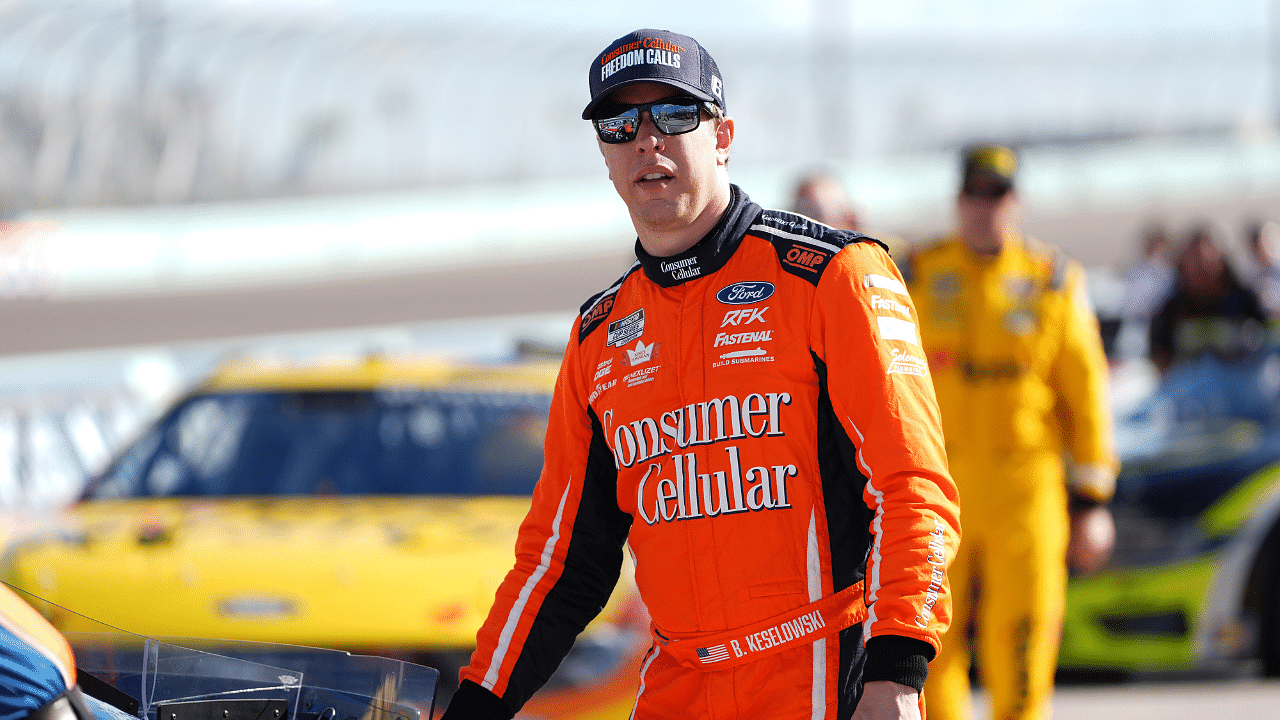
[1,355,648,719]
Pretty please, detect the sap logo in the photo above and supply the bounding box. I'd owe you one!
[721,307,769,327]
[784,245,828,272]
[716,281,775,305]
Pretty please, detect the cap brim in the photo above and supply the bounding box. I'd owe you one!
[582,78,718,120]
[963,168,1015,189]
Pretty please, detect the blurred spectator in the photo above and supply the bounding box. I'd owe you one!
[1245,219,1280,317]
[1148,223,1270,374]
[790,169,914,262]
[907,144,1118,720]
[790,170,861,230]
[1120,221,1176,319]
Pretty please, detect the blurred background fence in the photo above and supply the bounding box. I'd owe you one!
[0,0,1274,209]
[3,0,1280,510]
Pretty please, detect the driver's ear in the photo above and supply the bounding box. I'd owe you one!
[715,117,735,165]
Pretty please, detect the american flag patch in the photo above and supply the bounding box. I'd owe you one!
[696,644,731,664]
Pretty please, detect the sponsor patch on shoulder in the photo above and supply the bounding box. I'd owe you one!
[865,273,907,295]
[887,348,929,377]
[783,243,830,272]
[877,316,920,346]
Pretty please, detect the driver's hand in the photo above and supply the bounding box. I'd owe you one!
[851,681,921,720]
[1068,504,1116,574]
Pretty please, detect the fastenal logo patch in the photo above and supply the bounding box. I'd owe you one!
[607,308,645,347]
[716,281,775,305]
[714,330,773,348]
[871,294,910,315]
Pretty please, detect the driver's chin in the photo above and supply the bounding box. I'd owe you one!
[634,196,690,230]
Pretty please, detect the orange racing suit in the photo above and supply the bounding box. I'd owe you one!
[446,186,960,720]
[906,233,1116,720]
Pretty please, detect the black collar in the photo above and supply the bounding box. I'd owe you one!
[634,184,762,288]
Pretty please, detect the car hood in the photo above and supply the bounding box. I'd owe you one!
[2,496,536,648]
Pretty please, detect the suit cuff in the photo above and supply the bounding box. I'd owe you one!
[439,679,514,720]
[862,636,934,692]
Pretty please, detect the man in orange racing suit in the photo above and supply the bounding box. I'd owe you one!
[908,145,1118,720]
[439,29,960,720]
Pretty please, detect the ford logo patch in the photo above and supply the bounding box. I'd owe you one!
[716,281,775,305]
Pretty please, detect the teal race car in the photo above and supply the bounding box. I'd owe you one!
[1059,346,1280,676]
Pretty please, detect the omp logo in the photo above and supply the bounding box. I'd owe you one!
[716,281,775,305]
[584,296,614,326]
[626,340,656,366]
[783,244,828,272]
[721,307,768,327]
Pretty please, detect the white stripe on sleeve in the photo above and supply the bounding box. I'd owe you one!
[864,273,907,295]
[483,482,573,690]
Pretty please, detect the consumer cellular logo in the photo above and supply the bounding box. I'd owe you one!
[716,281,775,305]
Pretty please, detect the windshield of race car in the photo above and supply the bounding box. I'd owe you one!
[85,388,551,498]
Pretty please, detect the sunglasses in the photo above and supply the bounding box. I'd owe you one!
[593,97,710,144]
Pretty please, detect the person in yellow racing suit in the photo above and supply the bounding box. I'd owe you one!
[905,145,1118,720]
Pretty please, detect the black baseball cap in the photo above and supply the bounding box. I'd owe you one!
[582,28,726,120]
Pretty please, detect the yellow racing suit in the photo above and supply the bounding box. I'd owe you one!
[904,232,1116,720]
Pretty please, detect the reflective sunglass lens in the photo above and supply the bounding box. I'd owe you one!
[595,107,639,143]
[651,103,700,134]
[594,99,703,143]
